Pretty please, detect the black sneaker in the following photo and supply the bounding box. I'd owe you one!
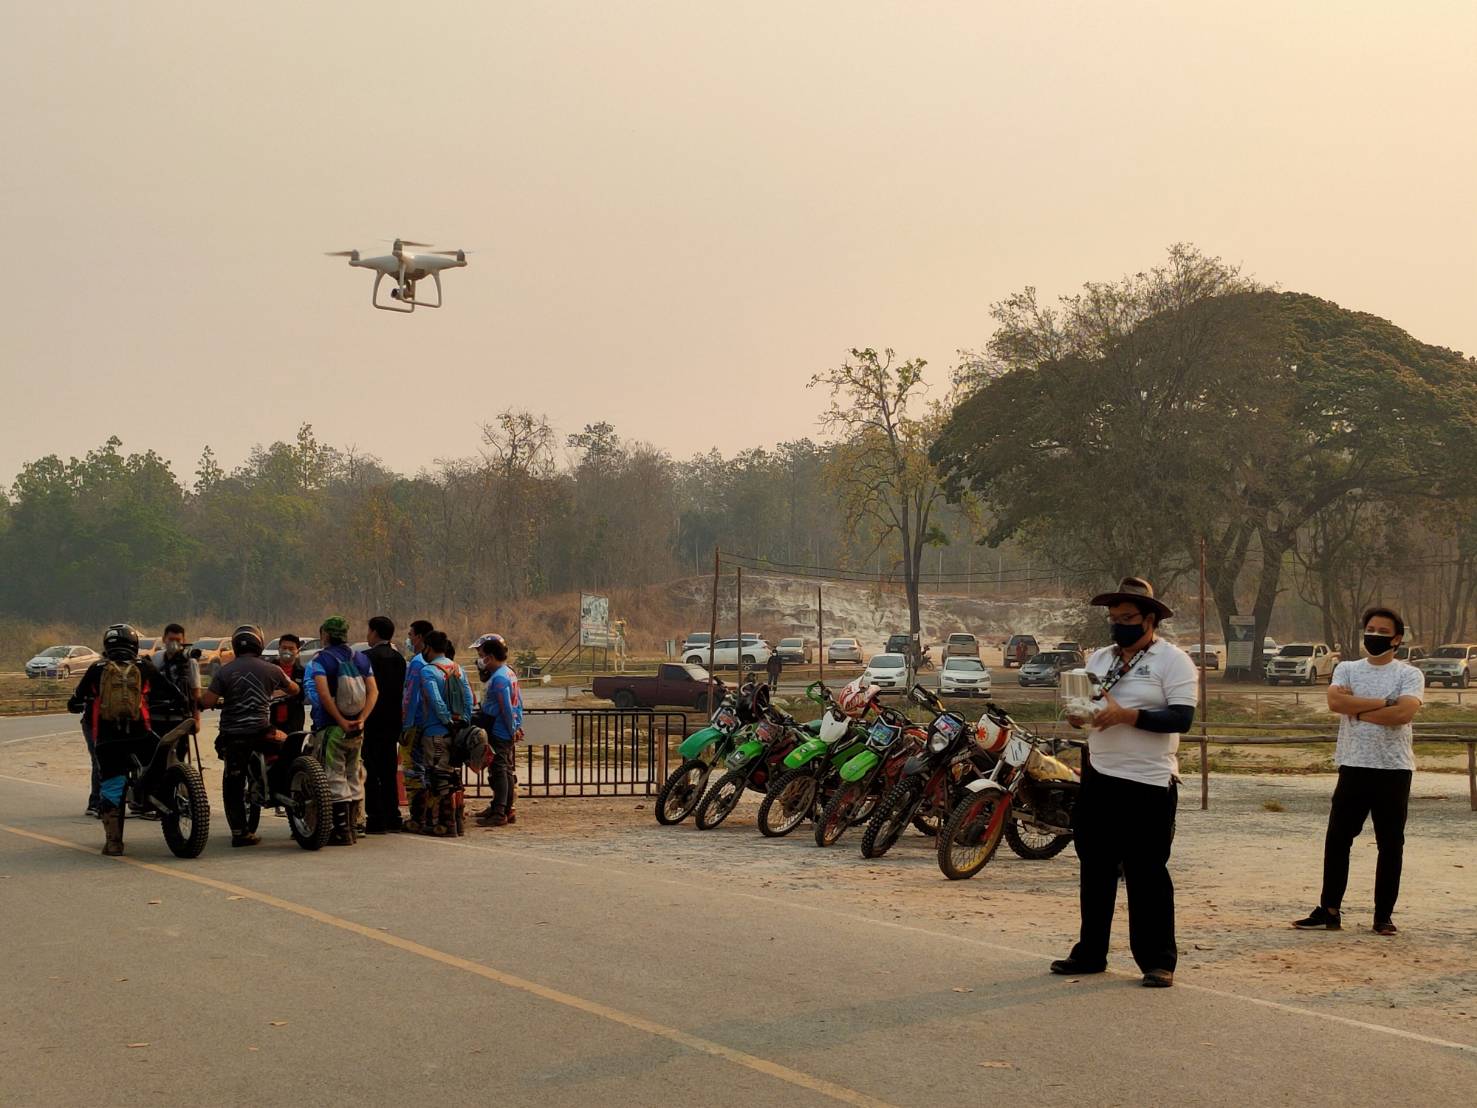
[1372,919,1398,936]
[1292,906,1341,930]
[1050,958,1107,976]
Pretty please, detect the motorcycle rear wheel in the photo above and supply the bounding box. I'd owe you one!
[694,769,747,830]
[815,781,865,847]
[655,760,709,825]
[160,763,210,858]
[937,792,1010,880]
[861,780,920,858]
[1004,818,1073,860]
[287,755,333,850]
[757,770,815,837]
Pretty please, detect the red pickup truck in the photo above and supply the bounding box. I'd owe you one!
[593,664,722,711]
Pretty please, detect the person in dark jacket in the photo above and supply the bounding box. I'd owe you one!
[363,615,407,833]
[270,633,307,734]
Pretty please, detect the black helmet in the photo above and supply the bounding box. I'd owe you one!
[231,624,265,655]
[102,623,140,661]
[735,680,772,723]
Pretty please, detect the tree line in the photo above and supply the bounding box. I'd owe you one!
[3,244,1475,664]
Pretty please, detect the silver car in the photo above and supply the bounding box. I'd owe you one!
[25,644,101,679]
[827,637,863,664]
[939,656,991,697]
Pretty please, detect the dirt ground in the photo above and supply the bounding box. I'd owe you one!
[8,729,1474,1047]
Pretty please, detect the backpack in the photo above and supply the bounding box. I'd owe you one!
[321,648,367,719]
[431,659,470,719]
[97,661,144,724]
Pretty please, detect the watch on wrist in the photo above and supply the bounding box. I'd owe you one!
[1384,696,1397,708]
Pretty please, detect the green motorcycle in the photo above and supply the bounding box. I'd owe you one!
[654,691,748,825]
[813,698,922,847]
[755,682,874,838]
[693,703,816,830]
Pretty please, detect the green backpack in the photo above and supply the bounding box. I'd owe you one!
[97,661,143,724]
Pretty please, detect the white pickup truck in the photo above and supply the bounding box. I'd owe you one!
[1264,642,1340,686]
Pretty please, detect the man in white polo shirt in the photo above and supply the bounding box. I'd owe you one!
[1293,605,1423,936]
[1051,577,1198,989]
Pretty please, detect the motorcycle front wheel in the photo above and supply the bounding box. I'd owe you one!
[1004,819,1073,860]
[160,763,210,858]
[694,769,747,830]
[860,779,920,859]
[757,770,815,837]
[937,792,1011,880]
[814,781,865,847]
[655,760,709,825]
[287,755,333,850]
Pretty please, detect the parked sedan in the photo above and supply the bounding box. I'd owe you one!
[939,656,991,697]
[1018,649,1084,687]
[827,637,863,664]
[774,637,813,664]
[861,653,909,691]
[25,645,101,680]
[192,636,235,676]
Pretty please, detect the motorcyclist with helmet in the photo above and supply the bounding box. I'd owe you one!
[200,625,298,848]
[66,624,190,856]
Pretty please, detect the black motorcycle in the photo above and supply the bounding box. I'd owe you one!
[235,730,334,850]
[859,685,991,859]
[118,718,211,858]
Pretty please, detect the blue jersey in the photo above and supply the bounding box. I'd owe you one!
[481,664,523,740]
[304,644,372,731]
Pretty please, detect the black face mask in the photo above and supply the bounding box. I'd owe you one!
[1363,633,1396,657]
[1110,622,1148,649]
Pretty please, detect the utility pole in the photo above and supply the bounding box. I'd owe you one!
[1199,535,1209,811]
[817,585,824,689]
[736,566,744,686]
[707,547,719,711]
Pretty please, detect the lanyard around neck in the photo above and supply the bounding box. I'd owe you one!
[1101,640,1154,696]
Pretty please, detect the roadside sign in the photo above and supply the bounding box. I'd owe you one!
[580,594,610,648]
[1226,616,1256,669]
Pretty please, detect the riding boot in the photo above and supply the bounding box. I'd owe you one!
[101,808,124,856]
[329,802,355,845]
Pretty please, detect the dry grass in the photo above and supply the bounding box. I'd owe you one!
[1262,798,1286,812]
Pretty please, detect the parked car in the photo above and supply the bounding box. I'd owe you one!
[943,633,980,659]
[774,637,813,664]
[1002,633,1039,668]
[1264,643,1339,686]
[861,653,909,691]
[682,632,712,657]
[1187,643,1224,670]
[1394,644,1427,663]
[25,645,101,680]
[192,636,236,676]
[1417,644,1477,688]
[1053,641,1079,652]
[593,663,720,710]
[136,637,159,659]
[939,656,991,697]
[827,637,863,664]
[684,637,771,669]
[1017,649,1083,687]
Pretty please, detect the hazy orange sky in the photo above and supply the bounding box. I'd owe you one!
[3,1,1473,484]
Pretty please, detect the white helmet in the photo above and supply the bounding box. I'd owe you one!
[836,676,878,719]
[818,707,850,744]
[975,711,1010,755]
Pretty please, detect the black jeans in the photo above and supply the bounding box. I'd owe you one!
[1070,762,1179,973]
[217,732,279,835]
[489,738,516,817]
[1320,765,1412,921]
[363,724,402,829]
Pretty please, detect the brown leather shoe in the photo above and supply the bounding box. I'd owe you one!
[1142,969,1174,988]
[477,812,507,827]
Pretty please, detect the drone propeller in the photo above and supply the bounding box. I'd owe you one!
[324,250,359,257]
[428,249,470,257]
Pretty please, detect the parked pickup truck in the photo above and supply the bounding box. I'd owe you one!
[593,663,723,711]
[1264,643,1340,686]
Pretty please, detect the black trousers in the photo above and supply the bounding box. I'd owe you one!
[1069,762,1179,973]
[363,724,402,829]
[488,738,516,817]
[1320,765,1412,920]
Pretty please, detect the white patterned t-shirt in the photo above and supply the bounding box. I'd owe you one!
[1331,659,1424,771]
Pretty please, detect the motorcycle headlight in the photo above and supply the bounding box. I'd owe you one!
[928,732,949,754]
[726,750,750,767]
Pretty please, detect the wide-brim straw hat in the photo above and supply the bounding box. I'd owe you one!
[1089,576,1174,621]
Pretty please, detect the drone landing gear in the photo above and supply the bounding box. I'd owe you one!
[372,271,443,313]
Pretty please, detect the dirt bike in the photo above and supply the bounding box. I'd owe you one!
[116,718,211,858]
[813,697,924,847]
[234,729,335,851]
[936,700,1080,880]
[755,682,874,838]
[654,691,756,825]
[693,705,814,830]
[860,685,992,859]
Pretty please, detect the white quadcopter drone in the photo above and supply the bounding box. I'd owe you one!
[325,238,468,313]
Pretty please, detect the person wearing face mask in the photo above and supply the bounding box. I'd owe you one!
[399,619,435,830]
[473,634,523,827]
[363,615,407,833]
[1052,577,1199,989]
[150,623,202,736]
[270,633,307,734]
[1294,606,1424,937]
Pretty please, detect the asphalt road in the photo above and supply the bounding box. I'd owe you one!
[2,729,1473,1106]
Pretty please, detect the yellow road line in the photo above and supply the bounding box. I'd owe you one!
[0,822,896,1108]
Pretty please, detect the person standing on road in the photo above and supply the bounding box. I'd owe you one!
[1053,577,1198,989]
[149,623,201,738]
[363,615,406,834]
[474,634,523,828]
[304,617,378,846]
[1293,606,1424,936]
[270,633,307,734]
[766,649,783,692]
[400,619,435,831]
[410,630,473,834]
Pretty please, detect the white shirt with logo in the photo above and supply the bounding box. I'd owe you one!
[1084,640,1200,787]
[1331,658,1424,771]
